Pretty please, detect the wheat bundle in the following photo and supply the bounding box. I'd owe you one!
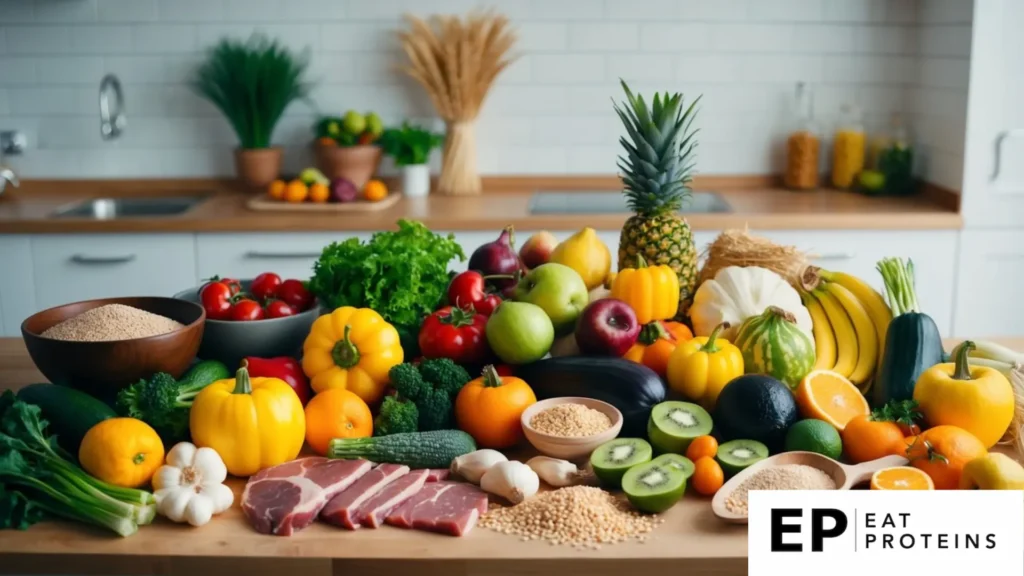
[698,228,809,288]
[397,12,517,196]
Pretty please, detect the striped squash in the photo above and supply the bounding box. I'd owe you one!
[734,306,816,390]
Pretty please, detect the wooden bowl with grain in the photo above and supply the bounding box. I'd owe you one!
[21,297,205,402]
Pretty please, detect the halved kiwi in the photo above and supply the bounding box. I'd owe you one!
[651,453,695,481]
[622,460,686,513]
[716,439,769,477]
[647,401,713,454]
[590,438,653,488]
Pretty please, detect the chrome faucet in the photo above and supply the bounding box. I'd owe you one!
[99,74,126,140]
[0,166,17,196]
[0,130,22,196]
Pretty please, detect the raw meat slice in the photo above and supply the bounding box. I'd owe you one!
[384,481,489,536]
[425,468,450,482]
[358,469,429,528]
[241,457,372,536]
[320,463,410,529]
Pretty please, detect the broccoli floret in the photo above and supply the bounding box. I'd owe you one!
[387,358,471,431]
[115,372,203,443]
[373,395,419,436]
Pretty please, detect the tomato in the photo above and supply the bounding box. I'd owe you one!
[251,272,282,302]
[199,281,234,320]
[265,300,296,319]
[446,271,502,316]
[418,306,490,364]
[278,279,313,311]
[221,277,242,296]
[230,299,265,321]
[474,294,502,317]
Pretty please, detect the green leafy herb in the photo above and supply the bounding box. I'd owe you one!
[871,399,922,426]
[379,122,444,166]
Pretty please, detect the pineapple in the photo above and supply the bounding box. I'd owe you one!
[614,80,702,318]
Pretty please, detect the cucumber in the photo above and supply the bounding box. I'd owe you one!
[327,430,477,469]
[179,360,230,390]
[17,383,116,455]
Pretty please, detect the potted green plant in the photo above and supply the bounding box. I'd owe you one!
[191,34,311,188]
[379,122,444,197]
[313,110,384,191]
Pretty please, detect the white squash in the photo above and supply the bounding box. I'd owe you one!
[690,266,813,342]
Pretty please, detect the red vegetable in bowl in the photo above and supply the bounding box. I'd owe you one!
[251,272,282,301]
[199,281,236,320]
[278,279,313,311]
[265,300,296,319]
[230,299,264,321]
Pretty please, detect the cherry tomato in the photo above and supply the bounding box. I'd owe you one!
[199,281,234,320]
[221,277,242,296]
[230,299,265,321]
[251,272,282,302]
[447,271,488,310]
[278,279,313,311]
[474,294,502,316]
[265,300,296,319]
[418,306,490,364]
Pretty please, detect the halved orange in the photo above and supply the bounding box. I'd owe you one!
[870,466,935,490]
[795,369,870,431]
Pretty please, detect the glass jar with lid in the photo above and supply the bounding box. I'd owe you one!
[783,82,820,190]
[878,114,915,195]
[831,103,866,189]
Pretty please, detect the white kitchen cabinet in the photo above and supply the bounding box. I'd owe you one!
[0,236,36,336]
[196,233,370,281]
[953,230,1024,337]
[961,0,1024,228]
[30,234,198,312]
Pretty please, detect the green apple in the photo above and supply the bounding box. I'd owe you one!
[342,110,366,135]
[366,112,384,137]
[512,263,588,335]
[485,301,554,364]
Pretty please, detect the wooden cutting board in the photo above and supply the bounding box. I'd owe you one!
[246,193,401,212]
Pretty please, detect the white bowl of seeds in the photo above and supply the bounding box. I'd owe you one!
[521,397,623,461]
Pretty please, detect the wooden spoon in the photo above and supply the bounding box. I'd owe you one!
[711,452,909,524]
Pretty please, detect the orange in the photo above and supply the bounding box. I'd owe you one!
[79,418,164,488]
[870,466,934,490]
[268,179,287,200]
[308,182,329,203]
[363,179,388,202]
[840,414,906,464]
[685,435,719,461]
[317,136,337,147]
[905,425,987,490]
[691,457,724,496]
[796,369,869,431]
[303,388,373,456]
[284,179,309,203]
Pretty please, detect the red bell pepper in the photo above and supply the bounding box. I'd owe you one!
[419,306,490,365]
[243,356,311,405]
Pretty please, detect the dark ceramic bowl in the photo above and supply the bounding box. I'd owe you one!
[21,297,205,400]
[173,280,320,369]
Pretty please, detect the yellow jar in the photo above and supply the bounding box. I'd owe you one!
[831,104,865,189]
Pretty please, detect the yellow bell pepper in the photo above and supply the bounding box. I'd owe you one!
[666,322,744,410]
[610,254,679,324]
[302,306,403,404]
[190,362,305,477]
[960,453,1024,490]
[913,340,1015,449]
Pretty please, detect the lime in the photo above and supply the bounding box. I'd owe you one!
[858,169,886,192]
[342,110,367,135]
[784,419,842,460]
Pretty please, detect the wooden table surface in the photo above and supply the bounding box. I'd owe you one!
[1,337,1018,576]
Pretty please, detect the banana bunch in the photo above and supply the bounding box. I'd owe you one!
[799,269,892,394]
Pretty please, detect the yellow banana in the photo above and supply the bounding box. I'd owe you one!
[823,281,878,388]
[814,288,858,378]
[818,269,892,345]
[800,290,837,371]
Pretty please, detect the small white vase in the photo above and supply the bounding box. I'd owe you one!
[402,164,431,197]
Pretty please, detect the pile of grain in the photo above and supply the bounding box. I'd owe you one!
[530,403,613,437]
[478,486,660,549]
[41,304,184,342]
[724,464,836,516]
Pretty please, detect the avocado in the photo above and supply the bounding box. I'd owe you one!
[712,374,798,453]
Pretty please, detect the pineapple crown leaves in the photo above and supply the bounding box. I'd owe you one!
[612,79,702,217]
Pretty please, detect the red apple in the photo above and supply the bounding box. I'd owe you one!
[519,231,557,269]
[574,298,640,356]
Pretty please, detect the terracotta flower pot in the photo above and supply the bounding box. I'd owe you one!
[235,148,282,189]
[315,144,382,190]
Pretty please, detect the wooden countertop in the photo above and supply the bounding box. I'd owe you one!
[0,176,962,234]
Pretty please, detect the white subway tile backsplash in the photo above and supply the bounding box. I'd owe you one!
[528,0,604,21]
[156,0,226,22]
[822,55,913,85]
[856,25,917,55]
[532,54,605,84]
[794,24,858,54]
[639,23,711,52]
[747,0,823,22]
[0,90,9,115]
[37,116,103,148]
[566,145,617,174]
[280,0,347,21]
[489,85,569,114]
[675,54,743,82]
[0,58,38,85]
[34,0,97,23]
[133,24,198,53]
[533,115,609,146]
[606,0,680,20]
[743,55,822,83]
[919,24,972,58]
[678,0,748,22]
[70,25,134,53]
[36,56,104,84]
[321,24,396,52]
[568,23,639,52]
[97,0,158,23]
[821,0,887,23]
[6,26,73,54]
[345,0,409,20]
[7,87,94,114]
[711,23,794,53]
[917,57,970,89]
[198,23,319,51]
[223,0,284,21]
[918,0,974,25]
[607,54,674,83]
[516,23,569,52]
[0,1,36,23]
[159,148,234,177]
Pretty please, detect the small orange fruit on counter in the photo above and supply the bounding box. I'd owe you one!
[268,179,286,200]
[79,417,165,488]
[284,179,309,203]
[686,435,719,461]
[308,182,330,203]
[870,466,934,490]
[905,425,986,490]
[691,456,725,496]
[841,414,906,464]
[363,179,388,202]
[796,369,869,431]
[304,388,373,456]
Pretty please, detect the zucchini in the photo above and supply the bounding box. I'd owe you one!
[17,383,116,455]
[515,356,667,437]
[179,360,230,390]
[327,430,477,469]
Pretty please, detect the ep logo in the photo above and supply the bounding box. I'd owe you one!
[770,508,847,552]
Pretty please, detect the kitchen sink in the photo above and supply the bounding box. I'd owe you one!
[528,190,731,215]
[51,195,209,219]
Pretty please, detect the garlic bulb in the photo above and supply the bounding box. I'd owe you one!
[152,442,234,527]
[526,456,593,487]
[450,449,508,484]
[480,460,539,504]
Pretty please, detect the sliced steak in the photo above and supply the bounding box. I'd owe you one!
[384,481,489,536]
[241,457,372,536]
[320,464,409,529]
[425,469,450,482]
[358,469,429,528]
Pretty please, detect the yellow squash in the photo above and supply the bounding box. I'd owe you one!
[190,362,306,477]
[913,340,1015,449]
[666,322,744,410]
[78,418,164,488]
[302,306,404,404]
[549,227,611,291]
[610,254,680,324]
